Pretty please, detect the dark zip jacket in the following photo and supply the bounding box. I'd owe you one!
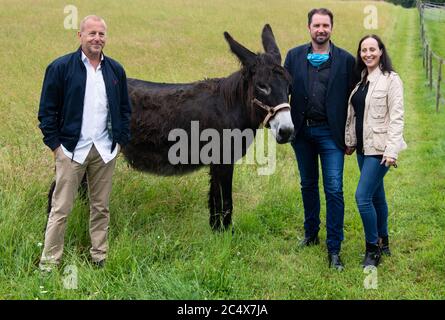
[284,42,356,149]
[38,47,132,152]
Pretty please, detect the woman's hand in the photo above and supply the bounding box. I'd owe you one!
[381,156,397,167]
[345,146,356,155]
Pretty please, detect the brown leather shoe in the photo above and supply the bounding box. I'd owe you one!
[92,259,106,269]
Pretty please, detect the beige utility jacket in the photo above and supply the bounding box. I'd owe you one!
[345,67,407,159]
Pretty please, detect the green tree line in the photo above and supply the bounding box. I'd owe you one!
[385,0,445,8]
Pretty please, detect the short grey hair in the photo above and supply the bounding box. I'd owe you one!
[79,15,107,32]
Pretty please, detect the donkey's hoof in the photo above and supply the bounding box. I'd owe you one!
[222,223,235,235]
[210,223,223,232]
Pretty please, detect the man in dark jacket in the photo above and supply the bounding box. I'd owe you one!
[284,8,355,270]
[38,15,131,270]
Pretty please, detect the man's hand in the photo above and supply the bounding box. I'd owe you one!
[345,146,356,155]
[53,146,60,160]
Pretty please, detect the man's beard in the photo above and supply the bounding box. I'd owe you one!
[312,34,330,45]
[87,45,103,58]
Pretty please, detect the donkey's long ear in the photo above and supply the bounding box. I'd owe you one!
[261,24,281,64]
[224,31,256,67]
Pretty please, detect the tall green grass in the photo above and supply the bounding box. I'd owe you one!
[0,0,444,299]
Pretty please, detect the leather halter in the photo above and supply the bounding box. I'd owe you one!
[252,98,291,128]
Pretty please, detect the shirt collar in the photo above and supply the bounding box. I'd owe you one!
[81,50,104,64]
[364,66,383,83]
[307,41,332,56]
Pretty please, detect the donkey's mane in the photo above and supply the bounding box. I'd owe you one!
[218,70,246,108]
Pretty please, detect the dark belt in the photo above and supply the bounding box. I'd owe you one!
[305,118,328,127]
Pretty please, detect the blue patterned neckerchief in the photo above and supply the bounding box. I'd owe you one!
[307,52,330,67]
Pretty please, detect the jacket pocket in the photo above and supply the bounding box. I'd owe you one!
[371,90,387,100]
[372,126,387,151]
[370,105,387,121]
[370,91,387,120]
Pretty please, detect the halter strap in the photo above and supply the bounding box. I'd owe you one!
[252,98,291,128]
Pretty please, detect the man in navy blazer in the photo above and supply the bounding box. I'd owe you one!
[284,8,355,270]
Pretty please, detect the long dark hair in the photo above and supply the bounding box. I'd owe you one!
[355,34,394,83]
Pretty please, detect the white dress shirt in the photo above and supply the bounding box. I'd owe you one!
[61,51,118,164]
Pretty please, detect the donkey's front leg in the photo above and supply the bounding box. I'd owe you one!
[209,164,234,231]
[220,164,234,230]
[209,165,222,231]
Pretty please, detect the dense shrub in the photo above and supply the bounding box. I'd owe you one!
[387,0,445,8]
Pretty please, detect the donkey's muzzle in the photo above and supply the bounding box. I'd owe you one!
[276,126,294,144]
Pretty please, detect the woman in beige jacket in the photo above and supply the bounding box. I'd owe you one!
[345,35,407,268]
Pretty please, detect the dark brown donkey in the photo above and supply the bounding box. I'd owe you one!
[122,24,294,231]
[48,24,294,232]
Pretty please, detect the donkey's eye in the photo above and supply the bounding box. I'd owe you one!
[256,84,271,95]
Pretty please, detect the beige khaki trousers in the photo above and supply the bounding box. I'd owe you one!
[40,144,116,267]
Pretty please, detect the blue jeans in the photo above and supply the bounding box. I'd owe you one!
[355,154,390,245]
[291,124,345,254]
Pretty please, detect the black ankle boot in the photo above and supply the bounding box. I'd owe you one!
[362,242,381,268]
[379,236,391,256]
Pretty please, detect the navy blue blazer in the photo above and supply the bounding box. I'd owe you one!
[284,42,356,149]
[38,47,132,152]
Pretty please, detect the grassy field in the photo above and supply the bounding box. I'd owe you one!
[0,0,444,299]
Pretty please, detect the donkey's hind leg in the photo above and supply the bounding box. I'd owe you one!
[46,174,88,215]
[78,174,88,202]
[47,180,56,215]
